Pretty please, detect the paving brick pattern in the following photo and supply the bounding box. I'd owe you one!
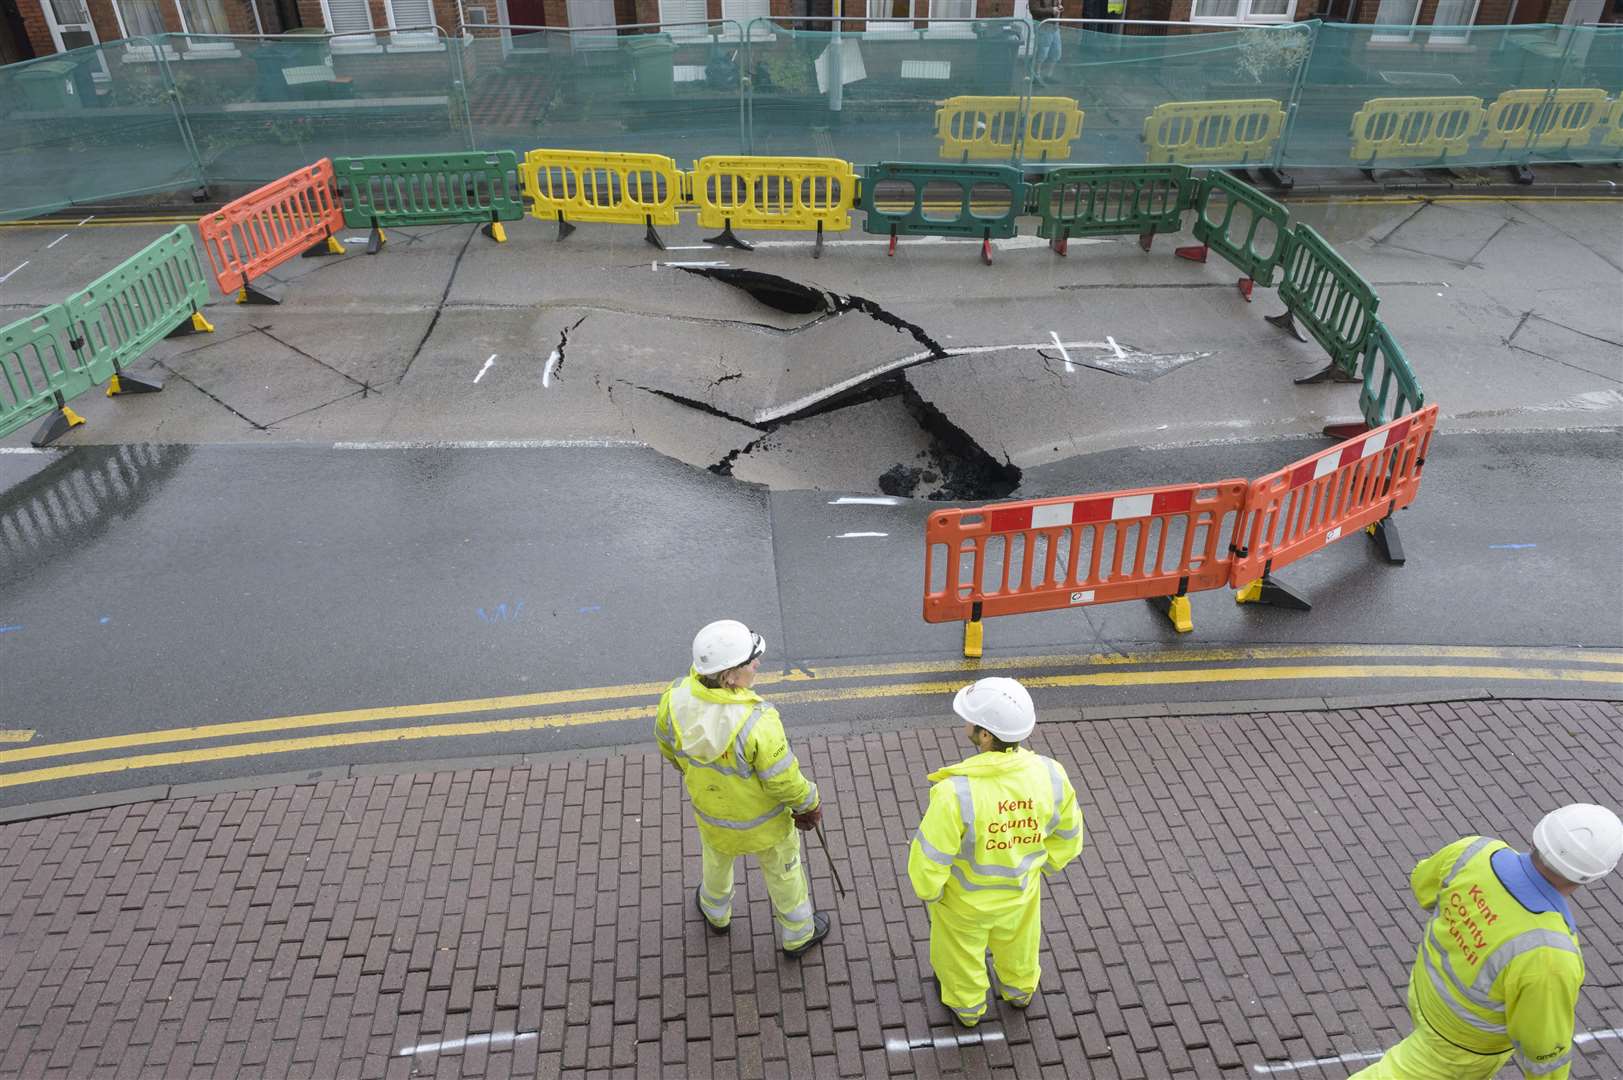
[2,698,1621,1079]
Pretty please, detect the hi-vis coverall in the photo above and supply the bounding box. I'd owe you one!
[1352,836,1584,1080]
[907,748,1083,1026]
[655,671,821,948]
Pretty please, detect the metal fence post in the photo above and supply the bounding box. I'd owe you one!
[152,34,210,201]
[1269,18,1320,189]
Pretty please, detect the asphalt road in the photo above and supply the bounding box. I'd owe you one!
[2,429,1619,809]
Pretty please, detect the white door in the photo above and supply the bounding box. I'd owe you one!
[41,0,110,75]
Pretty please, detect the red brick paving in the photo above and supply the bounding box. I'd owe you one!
[2,698,1622,1079]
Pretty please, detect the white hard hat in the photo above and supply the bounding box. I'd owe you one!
[952,677,1036,742]
[1532,803,1623,885]
[692,619,765,676]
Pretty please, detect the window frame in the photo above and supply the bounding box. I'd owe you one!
[383,0,444,47]
[173,0,244,55]
[1188,0,1298,24]
[320,0,386,51]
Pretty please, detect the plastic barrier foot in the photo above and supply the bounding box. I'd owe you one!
[1266,309,1310,343]
[555,212,576,241]
[31,403,84,448]
[644,216,666,251]
[981,230,992,267]
[106,370,163,396]
[302,235,345,258]
[1146,594,1193,633]
[1260,167,1294,193]
[1322,419,1371,440]
[236,283,280,306]
[482,221,508,244]
[704,219,753,251]
[1237,277,1254,303]
[367,222,387,255]
[813,221,824,260]
[888,227,898,257]
[1138,231,1155,253]
[1294,362,1359,385]
[1234,574,1312,611]
[166,310,215,338]
[1174,243,1208,264]
[1367,515,1405,565]
[963,616,984,659]
[1051,229,1069,257]
[1512,165,1535,186]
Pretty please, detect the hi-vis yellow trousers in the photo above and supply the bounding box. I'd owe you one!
[697,832,816,949]
[929,886,1042,1027]
[1349,984,1514,1080]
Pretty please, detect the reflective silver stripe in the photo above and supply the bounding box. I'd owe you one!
[1043,759,1064,834]
[778,900,814,925]
[913,830,956,866]
[676,749,752,779]
[758,752,797,781]
[1474,929,1579,994]
[733,705,764,767]
[698,890,730,918]
[1003,990,1033,1006]
[949,1002,986,1021]
[951,865,1024,892]
[1427,927,1500,1010]
[1053,824,1081,840]
[694,804,787,831]
[1516,1050,1571,1076]
[1420,944,1507,1035]
[1444,837,1497,887]
[967,849,1048,879]
[792,782,819,814]
[951,777,976,859]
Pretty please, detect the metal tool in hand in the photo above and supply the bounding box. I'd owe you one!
[815,820,848,899]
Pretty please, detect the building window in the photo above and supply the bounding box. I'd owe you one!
[565,0,614,43]
[1190,0,1296,21]
[658,0,709,38]
[865,0,977,28]
[384,0,441,43]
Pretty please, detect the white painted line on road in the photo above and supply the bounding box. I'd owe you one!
[0,261,30,284]
[660,235,1110,252]
[45,233,70,249]
[835,532,888,538]
[1049,331,1074,373]
[1577,1028,1623,1045]
[886,1031,1005,1052]
[659,260,729,269]
[1106,335,1125,361]
[474,354,496,383]
[541,350,560,388]
[398,1031,537,1057]
[75,215,95,227]
[333,439,645,450]
[830,496,900,506]
[1252,1051,1384,1074]
[0,447,56,454]
[345,236,366,243]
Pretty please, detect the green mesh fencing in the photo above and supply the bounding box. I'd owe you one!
[461,23,748,159]
[741,18,1031,164]
[0,39,203,220]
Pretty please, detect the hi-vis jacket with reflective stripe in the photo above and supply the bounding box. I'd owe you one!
[1411,836,1583,1080]
[655,672,819,857]
[907,748,1083,914]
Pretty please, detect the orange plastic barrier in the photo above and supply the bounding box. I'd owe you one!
[924,479,1247,652]
[1229,404,1438,605]
[199,159,345,304]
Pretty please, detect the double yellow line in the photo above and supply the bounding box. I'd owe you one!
[1,644,1619,792]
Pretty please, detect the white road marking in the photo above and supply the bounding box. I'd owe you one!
[45,234,70,249]
[397,1031,538,1057]
[1577,1028,1623,1045]
[333,439,645,449]
[835,531,888,538]
[75,216,94,227]
[1106,335,1125,361]
[542,350,560,388]
[829,496,899,505]
[660,235,1109,252]
[0,447,55,454]
[474,354,496,383]
[1049,330,1074,373]
[0,261,29,284]
[345,236,366,242]
[886,1031,1006,1052]
[659,260,729,269]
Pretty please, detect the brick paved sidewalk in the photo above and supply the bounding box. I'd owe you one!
[3,698,1621,1080]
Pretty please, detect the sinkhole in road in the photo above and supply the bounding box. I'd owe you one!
[676,267,1021,501]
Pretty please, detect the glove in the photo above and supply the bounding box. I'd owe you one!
[792,806,822,831]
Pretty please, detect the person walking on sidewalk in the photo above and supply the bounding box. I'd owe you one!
[1030,0,1063,84]
[655,619,832,958]
[1351,803,1623,1080]
[907,677,1084,1027]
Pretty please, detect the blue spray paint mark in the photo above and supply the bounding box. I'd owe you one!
[0,625,21,634]
[99,616,111,625]
[578,604,601,614]
[1488,544,1537,550]
[478,601,525,623]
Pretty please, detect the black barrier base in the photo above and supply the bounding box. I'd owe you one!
[704,220,754,252]
[107,369,163,396]
[1294,362,1360,385]
[1145,593,1194,633]
[301,234,343,258]
[1138,231,1154,253]
[165,313,206,338]
[1266,309,1310,343]
[30,404,83,448]
[367,222,387,255]
[813,221,824,260]
[555,212,576,241]
[1368,516,1405,565]
[1260,168,1294,192]
[1235,573,1313,612]
[191,185,209,203]
[1322,419,1371,439]
[644,216,666,251]
[1512,165,1535,186]
[237,283,280,306]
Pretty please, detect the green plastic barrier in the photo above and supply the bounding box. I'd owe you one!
[1183,170,1291,293]
[1029,165,1194,254]
[1,305,94,443]
[1358,321,1424,431]
[859,162,1025,262]
[1268,223,1379,384]
[63,225,211,388]
[333,152,525,243]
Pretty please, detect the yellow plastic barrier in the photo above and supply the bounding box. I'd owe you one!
[519,149,683,241]
[691,156,856,246]
[934,96,1084,162]
[1142,99,1286,165]
[1348,96,1485,164]
[1602,98,1623,151]
[1481,88,1611,151]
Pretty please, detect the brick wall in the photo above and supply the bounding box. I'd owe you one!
[18,0,57,55]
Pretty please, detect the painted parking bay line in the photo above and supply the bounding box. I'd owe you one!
[2,645,1618,769]
[1,663,1618,792]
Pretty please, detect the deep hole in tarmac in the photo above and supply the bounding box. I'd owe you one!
[679,267,1022,500]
